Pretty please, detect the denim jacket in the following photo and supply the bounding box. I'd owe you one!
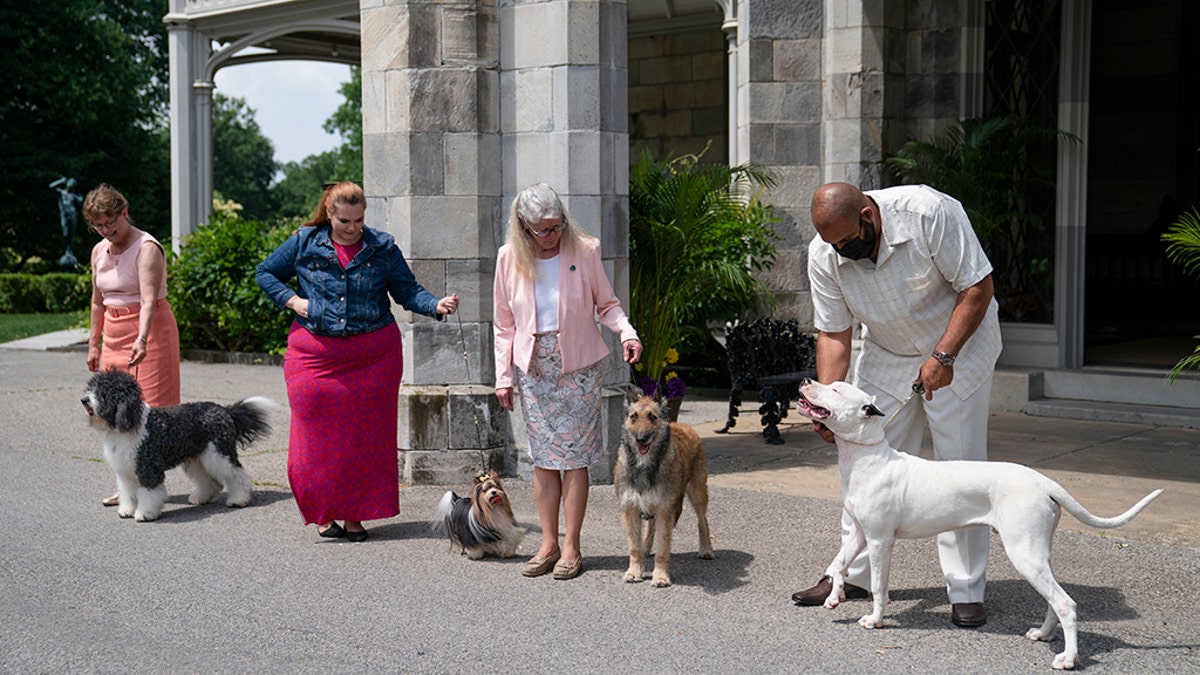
[256,225,442,337]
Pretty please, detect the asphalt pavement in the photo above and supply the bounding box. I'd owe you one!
[1,339,1198,673]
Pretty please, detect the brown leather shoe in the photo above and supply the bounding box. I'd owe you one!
[951,602,987,627]
[791,575,869,605]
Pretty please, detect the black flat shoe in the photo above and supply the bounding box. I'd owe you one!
[345,527,369,543]
[318,522,347,538]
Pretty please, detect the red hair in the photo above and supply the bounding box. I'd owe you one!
[304,182,365,228]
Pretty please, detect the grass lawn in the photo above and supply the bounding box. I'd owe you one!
[0,313,82,344]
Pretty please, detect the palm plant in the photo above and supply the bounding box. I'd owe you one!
[628,149,778,388]
[885,116,1077,322]
[1161,206,1200,382]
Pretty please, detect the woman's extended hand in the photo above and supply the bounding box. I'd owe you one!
[622,339,643,364]
[437,293,459,316]
[496,386,514,411]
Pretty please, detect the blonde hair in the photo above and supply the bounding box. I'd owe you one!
[504,183,595,278]
[305,181,365,228]
[82,184,133,227]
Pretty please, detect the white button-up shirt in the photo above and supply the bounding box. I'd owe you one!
[808,185,1002,402]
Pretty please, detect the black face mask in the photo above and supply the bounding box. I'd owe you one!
[833,218,876,260]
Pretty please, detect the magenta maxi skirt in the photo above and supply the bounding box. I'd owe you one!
[284,321,402,525]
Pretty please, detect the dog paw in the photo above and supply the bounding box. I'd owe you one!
[134,512,159,522]
[187,492,217,505]
[1025,628,1050,642]
[823,598,841,609]
[226,497,251,508]
[857,615,883,629]
[117,509,135,519]
[650,574,672,588]
[623,569,643,583]
[1051,651,1078,670]
[697,549,714,560]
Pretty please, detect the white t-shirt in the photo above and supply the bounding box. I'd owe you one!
[533,255,560,333]
[807,184,1002,401]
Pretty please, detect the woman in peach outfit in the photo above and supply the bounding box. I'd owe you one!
[84,184,181,506]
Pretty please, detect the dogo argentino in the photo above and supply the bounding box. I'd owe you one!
[794,379,1162,670]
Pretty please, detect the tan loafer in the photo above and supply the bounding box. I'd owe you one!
[522,550,561,577]
[552,557,583,580]
[101,493,119,507]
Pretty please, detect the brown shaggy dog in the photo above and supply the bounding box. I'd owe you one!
[614,390,713,587]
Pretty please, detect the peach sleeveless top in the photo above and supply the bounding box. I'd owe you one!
[93,230,167,308]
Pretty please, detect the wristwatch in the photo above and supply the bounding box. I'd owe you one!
[932,350,956,367]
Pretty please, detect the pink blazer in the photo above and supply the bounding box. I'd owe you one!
[493,238,638,389]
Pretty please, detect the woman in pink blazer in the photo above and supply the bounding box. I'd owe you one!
[494,183,642,580]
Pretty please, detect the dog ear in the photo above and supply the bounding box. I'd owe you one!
[624,385,641,404]
[863,403,886,418]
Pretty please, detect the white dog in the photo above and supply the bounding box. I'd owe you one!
[83,369,277,522]
[794,379,1162,670]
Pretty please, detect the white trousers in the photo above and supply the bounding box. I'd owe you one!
[839,374,992,603]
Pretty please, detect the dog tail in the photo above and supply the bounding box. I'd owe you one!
[227,397,277,448]
[430,490,459,533]
[1047,480,1164,529]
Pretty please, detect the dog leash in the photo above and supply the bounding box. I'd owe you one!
[453,309,491,474]
[882,380,924,432]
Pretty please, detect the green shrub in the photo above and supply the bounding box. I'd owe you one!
[0,273,91,313]
[168,214,296,354]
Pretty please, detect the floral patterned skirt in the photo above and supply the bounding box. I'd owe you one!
[516,333,603,470]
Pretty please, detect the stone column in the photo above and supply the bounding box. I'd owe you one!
[736,0,824,323]
[361,0,506,484]
[499,0,630,484]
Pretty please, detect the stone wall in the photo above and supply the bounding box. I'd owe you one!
[628,25,728,164]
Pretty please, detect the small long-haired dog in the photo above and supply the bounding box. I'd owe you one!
[432,471,523,559]
[614,390,713,587]
[82,369,277,522]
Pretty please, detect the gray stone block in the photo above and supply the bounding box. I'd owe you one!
[747,0,822,40]
[402,448,506,485]
[773,39,821,81]
[442,5,499,67]
[398,385,448,450]
[409,133,446,195]
[444,133,503,197]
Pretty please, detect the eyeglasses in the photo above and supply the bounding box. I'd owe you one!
[524,219,565,238]
[91,215,121,231]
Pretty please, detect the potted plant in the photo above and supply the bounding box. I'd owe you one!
[1162,205,1200,382]
[628,148,779,416]
[884,116,1077,322]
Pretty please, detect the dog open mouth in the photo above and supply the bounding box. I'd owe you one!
[636,441,652,455]
[795,394,830,420]
[489,494,504,505]
[81,400,94,416]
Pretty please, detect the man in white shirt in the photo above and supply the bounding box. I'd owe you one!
[792,182,1002,628]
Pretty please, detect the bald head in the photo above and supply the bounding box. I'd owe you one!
[811,182,868,231]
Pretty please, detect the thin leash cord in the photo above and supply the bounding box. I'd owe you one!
[454,310,489,473]
[882,381,924,432]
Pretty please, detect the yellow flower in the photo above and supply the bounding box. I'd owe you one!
[665,371,678,381]
[634,362,644,372]
[665,348,679,365]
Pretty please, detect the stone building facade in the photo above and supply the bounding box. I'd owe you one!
[167,0,1199,482]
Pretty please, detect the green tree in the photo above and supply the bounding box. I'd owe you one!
[212,93,278,221]
[0,1,171,270]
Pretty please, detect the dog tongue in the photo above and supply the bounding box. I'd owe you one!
[637,443,650,455]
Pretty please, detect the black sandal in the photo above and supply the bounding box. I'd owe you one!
[318,522,347,538]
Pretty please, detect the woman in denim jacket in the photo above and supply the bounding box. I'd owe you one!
[257,182,459,542]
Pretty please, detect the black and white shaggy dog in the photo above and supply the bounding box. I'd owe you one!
[82,369,277,522]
